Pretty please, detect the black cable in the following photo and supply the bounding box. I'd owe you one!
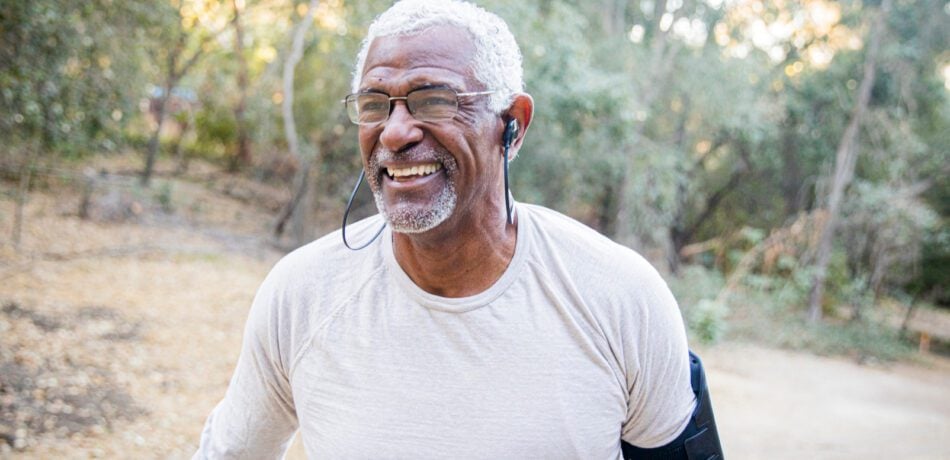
[342,169,386,250]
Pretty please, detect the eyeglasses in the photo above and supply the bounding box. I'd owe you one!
[343,88,495,126]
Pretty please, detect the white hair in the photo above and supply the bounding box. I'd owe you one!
[351,0,523,113]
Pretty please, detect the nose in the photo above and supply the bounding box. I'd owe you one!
[378,100,423,153]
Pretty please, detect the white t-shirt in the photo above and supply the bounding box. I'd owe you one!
[195,203,695,459]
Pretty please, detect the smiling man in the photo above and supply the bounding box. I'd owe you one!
[194,1,720,459]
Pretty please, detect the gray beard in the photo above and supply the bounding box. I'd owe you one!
[367,146,458,234]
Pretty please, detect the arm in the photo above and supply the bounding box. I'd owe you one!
[618,261,696,448]
[621,351,724,459]
[616,261,723,458]
[193,273,299,459]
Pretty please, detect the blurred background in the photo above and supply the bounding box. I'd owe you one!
[0,0,948,458]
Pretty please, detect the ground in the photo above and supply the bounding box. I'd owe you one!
[1,160,948,459]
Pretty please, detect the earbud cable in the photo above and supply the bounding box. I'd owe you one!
[342,169,386,250]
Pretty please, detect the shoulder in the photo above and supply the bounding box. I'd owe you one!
[266,214,386,296]
[520,204,663,289]
[246,215,387,371]
[519,204,679,337]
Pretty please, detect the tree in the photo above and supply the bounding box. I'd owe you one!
[273,0,321,241]
[1,0,154,155]
[141,0,226,186]
[229,0,252,171]
[808,0,890,322]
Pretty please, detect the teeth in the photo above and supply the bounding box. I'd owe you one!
[387,163,442,178]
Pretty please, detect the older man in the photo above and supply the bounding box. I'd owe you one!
[195,1,721,459]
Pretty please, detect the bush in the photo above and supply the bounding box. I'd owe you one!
[668,263,915,360]
[689,299,729,344]
[669,265,728,344]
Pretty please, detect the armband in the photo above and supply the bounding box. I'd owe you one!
[621,350,723,459]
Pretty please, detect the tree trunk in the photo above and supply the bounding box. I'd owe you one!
[808,0,890,322]
[174,109,194,175]
[141,21,208,186]
[667,97,692,274]
[273,0,320,240]
[12,151,35,251]
[601,0,627,37]
[780,115,804,217]
[274,161,311,237]
[143,86,169,186]
[230,0,251,171]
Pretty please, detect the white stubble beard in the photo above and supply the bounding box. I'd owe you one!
[367,146,459,234]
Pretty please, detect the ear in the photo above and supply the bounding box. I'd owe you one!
[503,93,534,161]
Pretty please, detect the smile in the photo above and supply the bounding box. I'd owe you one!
[386,163,443,181]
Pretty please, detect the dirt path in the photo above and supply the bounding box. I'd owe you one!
[702,343,950,459]
[2,177,949,459]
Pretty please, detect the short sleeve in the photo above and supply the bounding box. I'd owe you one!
[193,270,299,459]
[619,263,696,448]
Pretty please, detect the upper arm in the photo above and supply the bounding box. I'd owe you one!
[194,270,300,459]
[619,262,696,448]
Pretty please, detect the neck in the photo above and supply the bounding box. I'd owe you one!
[392,209,517,298]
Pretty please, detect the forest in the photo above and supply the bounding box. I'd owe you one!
[3,0,949,347]
[1,0,949,456]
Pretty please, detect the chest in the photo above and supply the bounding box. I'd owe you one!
[289,291,628,459]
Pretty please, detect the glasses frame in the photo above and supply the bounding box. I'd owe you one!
[342,88,495,126]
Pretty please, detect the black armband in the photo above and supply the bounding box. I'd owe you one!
[621,350,723,460]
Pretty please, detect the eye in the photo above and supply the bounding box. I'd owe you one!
[358,95,388,112]
[409,89,458,120]
[414,90,455,107]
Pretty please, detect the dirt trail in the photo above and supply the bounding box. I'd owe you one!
[702,343,950,459]
[2,173,948,459]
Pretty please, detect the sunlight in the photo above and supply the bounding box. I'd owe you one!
[807,0,841,36]
[629,24,646,44]
[716,0,857,68]
[660,12,675,32]
[672,17,708,48]
[255,46,277,63]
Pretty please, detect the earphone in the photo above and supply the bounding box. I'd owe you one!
[503,119,518,149]
[502,119,518,225]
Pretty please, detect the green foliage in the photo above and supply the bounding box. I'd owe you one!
[668,265,728,344]
[0,0,155,155]
[908,222,950,305]
[669,265,726,307]
[689,299,729,344]
[3,0,946,353]
[839,180,940,294]
[190,107,238,162]
[673,251,916,360]
[731,293,914,361]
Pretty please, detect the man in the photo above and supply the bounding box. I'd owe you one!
[195,1,717,458]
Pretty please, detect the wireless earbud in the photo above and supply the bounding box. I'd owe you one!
[502,119,518,225]
[503,119,518,149]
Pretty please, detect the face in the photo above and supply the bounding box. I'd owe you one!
[357,25,504,235]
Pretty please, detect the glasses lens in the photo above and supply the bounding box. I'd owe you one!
[345,95,361,124]
[408,89,458,121]
[349,93,389,125]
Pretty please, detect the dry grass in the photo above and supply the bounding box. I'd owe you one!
[1,159,283,458]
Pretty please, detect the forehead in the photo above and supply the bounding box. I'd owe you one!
[360,25,477,90]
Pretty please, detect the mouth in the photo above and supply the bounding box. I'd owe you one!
[384,162,444,183]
